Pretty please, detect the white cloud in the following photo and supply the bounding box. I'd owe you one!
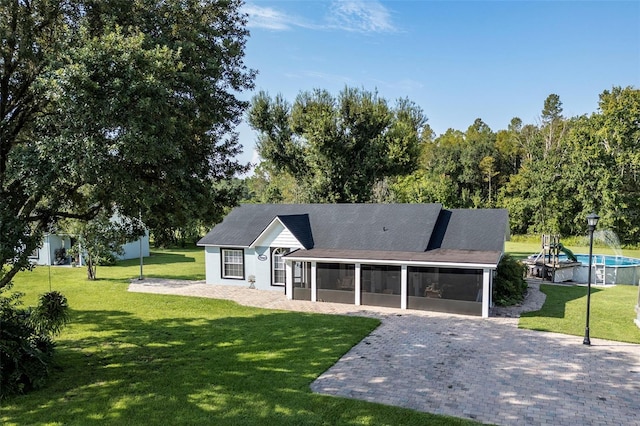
[243,1,396,34]
[243,4,292,30]
[328,0,396,33]
[243,4,321,31]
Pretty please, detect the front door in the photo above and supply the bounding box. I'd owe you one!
[292,261,312,300]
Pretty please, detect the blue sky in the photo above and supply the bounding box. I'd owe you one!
[237,0,640,168]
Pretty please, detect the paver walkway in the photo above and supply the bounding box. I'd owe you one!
[129,279,640,426]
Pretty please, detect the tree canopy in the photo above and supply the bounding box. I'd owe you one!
[248,87,431,203]
[497,88,640,240]
[0,0,255,288]
[245,87,640,244]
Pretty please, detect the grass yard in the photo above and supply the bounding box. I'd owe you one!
[2,249,477,426]
[519,284,640,344]
[105,246,206,281]
[507,239,640,344]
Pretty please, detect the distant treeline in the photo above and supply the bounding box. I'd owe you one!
[242,86,640,244]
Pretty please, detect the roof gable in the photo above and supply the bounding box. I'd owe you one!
[249,215,312,249]
[277,214,314,249]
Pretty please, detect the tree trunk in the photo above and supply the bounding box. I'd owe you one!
[86,256,97,280]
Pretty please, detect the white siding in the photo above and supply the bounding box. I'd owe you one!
[203,219,305,293]
[116,231,150,260]
[272,227,303,248]
[205,246,265,289]
[252,220,303,249]
[33,235,65,265]
[204,246,221,284]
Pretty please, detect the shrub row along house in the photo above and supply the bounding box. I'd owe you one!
[198,204,509,317]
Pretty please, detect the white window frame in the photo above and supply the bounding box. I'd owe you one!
[221,248,244,279]
[272,248,289,286]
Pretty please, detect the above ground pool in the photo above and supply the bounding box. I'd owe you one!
[559,254,640,267]
[556,254,640,285]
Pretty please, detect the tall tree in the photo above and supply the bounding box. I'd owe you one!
[495,117,524,175]
[498,94,576,235]
[479,155,499,206]
[416,119,500,207]
[249,87,428,203]
[565,87,640,241]
[542,93,563,122]
[540,93,568,155]
[0,0,255,289]
[458,119,498,206]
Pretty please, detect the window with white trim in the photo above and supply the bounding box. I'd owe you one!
[272,248,289,286]
[221,248,244,279]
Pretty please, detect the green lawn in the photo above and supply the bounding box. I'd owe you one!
[104,246,206,281]
[5,242,639,424]
[519,284,640,344]
[506,239,640,343]
[2,249,477,426]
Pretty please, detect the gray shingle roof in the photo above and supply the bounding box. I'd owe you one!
[198,204,509,259]
[428,209,509,252]
[198,203,443,252]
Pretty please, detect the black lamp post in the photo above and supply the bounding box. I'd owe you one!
[583,212,600,346]
[138,211,144,281]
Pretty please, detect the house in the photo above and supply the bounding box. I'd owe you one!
[31,233,75,266]
[31,232,150,266]
[197,204,509,317]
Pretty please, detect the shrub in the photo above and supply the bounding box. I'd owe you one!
[0,285,69,399]
[493,254,528,306]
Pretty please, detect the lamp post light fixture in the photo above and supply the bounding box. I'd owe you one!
[138,212,144,281]
[139,234,144,281]
[583,212,600,346]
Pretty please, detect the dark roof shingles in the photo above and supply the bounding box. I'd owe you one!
[435,209,509,252]
[197,204,508,260]
[198,204,443,252]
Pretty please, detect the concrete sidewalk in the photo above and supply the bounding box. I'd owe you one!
[129,279,640,426]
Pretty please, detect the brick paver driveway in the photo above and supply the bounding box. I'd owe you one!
[130,279,640,425]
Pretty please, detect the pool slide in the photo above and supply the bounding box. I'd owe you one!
[558,243,577,262]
